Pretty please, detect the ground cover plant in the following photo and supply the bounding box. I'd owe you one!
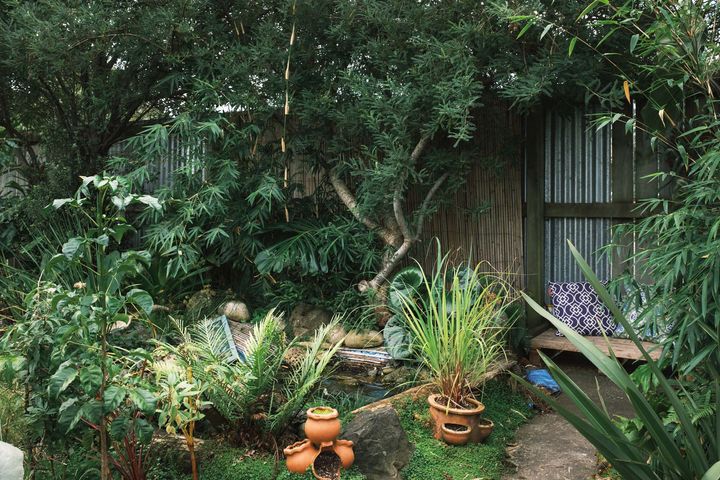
[147,378,530,480]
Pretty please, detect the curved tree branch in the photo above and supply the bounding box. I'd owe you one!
[415,172,449,239]
[328,168,397,245]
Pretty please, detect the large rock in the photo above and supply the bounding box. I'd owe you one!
[325,324,347,346]
[288,304,333,338]
[341,406,413,480]
[0,442,24,480]
[222,301,251,322]
[344,329,384,348]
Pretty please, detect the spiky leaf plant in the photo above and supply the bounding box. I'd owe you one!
[157,309,342,437]
[400,242,513,407]
[520,241,720,480]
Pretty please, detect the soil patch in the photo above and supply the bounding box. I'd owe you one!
[314,451,341,480]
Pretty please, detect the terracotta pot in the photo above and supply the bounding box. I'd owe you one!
[476,418,494,443]
[284,439,319,474]
[428,394,486,443]
[440,423,473,446]
[312,447,342,480]
[305,407,341,444]
[333,439,355,469]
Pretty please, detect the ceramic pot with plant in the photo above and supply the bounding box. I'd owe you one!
[399,243,511,445]
[440,422,473,446]
[475,418,494,443]
[305,406,341,444]
[284,439,320,474]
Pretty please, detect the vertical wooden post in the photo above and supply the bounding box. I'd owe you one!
[525,110,546,336]
[611,120,635,278]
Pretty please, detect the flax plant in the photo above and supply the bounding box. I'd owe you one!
[400,245,512,407]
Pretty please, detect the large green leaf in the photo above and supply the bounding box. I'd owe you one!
[48,362,78,398]
[103,385,127,411]
[127,288,154,315]
[702,461,720,480]
[62,237,84,260]
[79,364,103,396]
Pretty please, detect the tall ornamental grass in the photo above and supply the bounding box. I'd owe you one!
[400,245,512,407]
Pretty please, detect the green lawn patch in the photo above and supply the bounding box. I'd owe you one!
[398,378,531,480]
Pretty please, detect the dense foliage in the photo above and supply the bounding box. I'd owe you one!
[5,1,708,479]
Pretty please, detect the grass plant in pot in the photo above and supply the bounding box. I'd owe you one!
[400,244,512,444]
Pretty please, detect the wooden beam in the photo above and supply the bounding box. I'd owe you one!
[524,110,546,336]
[544,202,646,219]
[530,329,662,362]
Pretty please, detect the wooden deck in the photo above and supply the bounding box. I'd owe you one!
[530,329,662,363]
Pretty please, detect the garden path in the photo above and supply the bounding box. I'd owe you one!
[503,354,633,480]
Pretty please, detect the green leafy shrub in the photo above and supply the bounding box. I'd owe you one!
[157,310,342,438]
[0,175,161,479]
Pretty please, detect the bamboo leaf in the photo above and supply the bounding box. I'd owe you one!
[568,37,578,56]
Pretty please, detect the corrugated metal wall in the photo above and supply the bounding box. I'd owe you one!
[543,109,612,284]
[109,136,206,191]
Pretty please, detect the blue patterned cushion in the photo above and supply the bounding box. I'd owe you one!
[548,282,615,336]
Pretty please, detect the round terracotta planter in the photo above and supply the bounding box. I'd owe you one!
[305,406,341,444]
[428,394,486,443]
[284,439,319,474]
[440,423,473,446]
[476,418,494,443]
[333,439,355,469]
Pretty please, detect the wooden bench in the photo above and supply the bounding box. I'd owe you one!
[529,329,662,365]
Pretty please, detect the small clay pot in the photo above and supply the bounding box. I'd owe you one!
[476,418,494,443]
[440,423,473,446]
[333,439,355,469]
[284,439,319,474]
[428,394,485,443]
[312,449,342,480]
[305,407,341,444]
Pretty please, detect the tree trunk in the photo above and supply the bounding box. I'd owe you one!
[187,432,199,480]
[328,136,447,298]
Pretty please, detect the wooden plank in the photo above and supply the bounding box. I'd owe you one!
[350,358,516,414]
[524,110,546,335]
[530,329,662,361]
[543,202,645,219]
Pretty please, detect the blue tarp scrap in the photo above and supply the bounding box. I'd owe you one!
[525,368,561,395]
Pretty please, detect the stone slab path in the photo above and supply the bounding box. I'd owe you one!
[503,354,634,480]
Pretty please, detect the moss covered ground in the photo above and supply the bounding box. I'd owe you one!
[152,378,531,479]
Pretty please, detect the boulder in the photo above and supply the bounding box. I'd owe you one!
[344,330,384,348]
[152,433,207,474]
[186,286,217,312]
[222,301,251,322]
[326,324,347,346]
[288,304,333,338]
[341,406,413,480]
[0,442,24,480]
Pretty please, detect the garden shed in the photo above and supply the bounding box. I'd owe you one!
[523,107,670,336]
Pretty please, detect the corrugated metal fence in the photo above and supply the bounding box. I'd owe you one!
[543,109,612,283]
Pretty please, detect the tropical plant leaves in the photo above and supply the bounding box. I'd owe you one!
[48,362,78,398]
